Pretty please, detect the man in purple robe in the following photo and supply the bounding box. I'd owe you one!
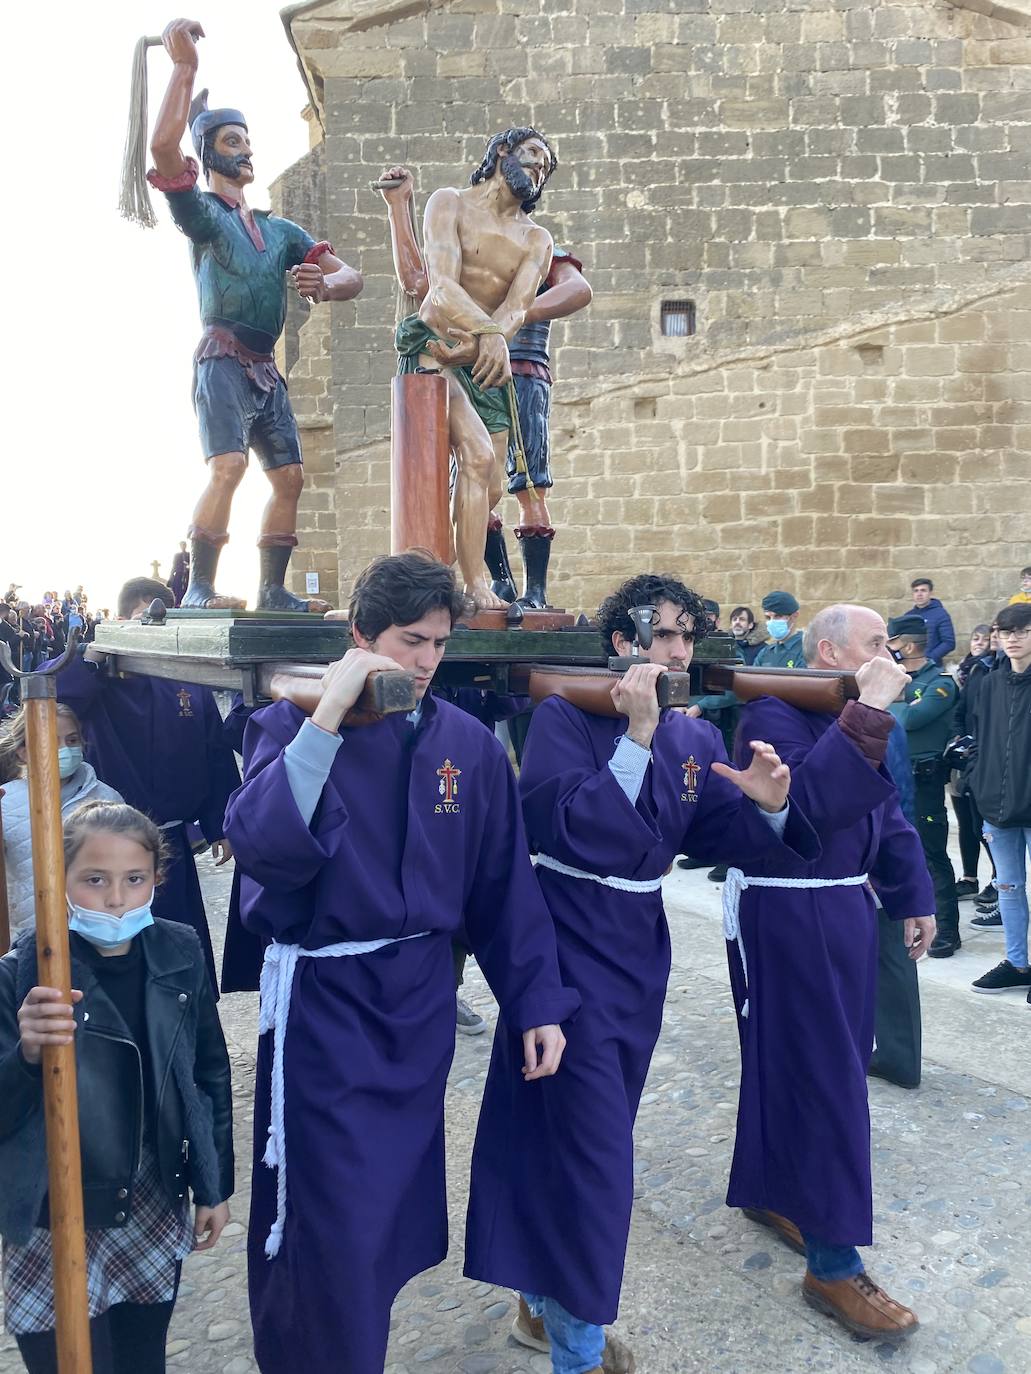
[465,573,821,1374]
[52,576,240,990]
[725,604,936,1341]
[223,552,579,1374]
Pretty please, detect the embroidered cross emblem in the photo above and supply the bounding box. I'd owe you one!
[437,758,461,803]
[682,755,701,802]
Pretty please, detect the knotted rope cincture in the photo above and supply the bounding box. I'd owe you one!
[258,931,430,1259]
[721,867,870,1019]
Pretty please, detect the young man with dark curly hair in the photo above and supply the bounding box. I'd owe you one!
[466,572,819,1374]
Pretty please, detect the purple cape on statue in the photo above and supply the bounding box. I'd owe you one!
[724,697,934,1247]
[464,696,821,1325]
[52,650,241,991]
[223,694,579,1374]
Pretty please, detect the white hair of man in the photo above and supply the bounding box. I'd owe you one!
[803,605,852,665]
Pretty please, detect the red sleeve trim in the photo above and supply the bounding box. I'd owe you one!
[545,249,584,289]
[146,156,200,193]
[304,240,335,265]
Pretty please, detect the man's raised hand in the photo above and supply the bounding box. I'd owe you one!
[855,656,908,711]
[522,1024,566,1081]
[311,648,407,735]
[162,17,204,67]
[378,165,415,206]
[711,740,790,815]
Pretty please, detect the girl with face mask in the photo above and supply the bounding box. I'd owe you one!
[0,802,234,1374]
[0,706,124,936]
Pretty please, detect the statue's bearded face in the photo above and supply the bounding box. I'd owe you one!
[501,137,553,203]
[205,124,254,185]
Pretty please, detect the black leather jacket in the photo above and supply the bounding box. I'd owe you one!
[0,921,233,1235]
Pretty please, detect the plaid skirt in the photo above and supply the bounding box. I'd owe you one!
[2,1150,193,1336]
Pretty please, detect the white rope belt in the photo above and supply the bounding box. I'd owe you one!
[721,868,869,1019]
[535,852,664,893]
[258,931,430,1260]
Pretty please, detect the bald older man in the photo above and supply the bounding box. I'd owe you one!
[722,604,936,1342]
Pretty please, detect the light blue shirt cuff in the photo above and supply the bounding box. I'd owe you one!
[608,734,651,805]
[758,802,789,837]
[284,719,342,826]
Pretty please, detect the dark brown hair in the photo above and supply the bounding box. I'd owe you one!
[63,802,168,883]
[348,551,469,642]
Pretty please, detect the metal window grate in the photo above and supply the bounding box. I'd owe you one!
[660,300,697,337]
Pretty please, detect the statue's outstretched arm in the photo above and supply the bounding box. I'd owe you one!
[524,259,593,326]
[150,18,204,180]
[379,166,428,300]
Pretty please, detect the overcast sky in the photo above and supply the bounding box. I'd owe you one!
[5,2,314,608]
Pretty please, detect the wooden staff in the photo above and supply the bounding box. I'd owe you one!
[0,787,10,956]
[22,672,92,1373]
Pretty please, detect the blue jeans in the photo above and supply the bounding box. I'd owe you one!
[523,1294,604,1374]
[982,823,1031,969]
[803,1237,864,1282]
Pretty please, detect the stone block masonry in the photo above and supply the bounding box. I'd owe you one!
[272,0,1031,636]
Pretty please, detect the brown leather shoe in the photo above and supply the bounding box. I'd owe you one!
[511,1295,548,1352]
[511,1297,636,1372]
[803,1271,919,1340]
[742,1207,806,1255]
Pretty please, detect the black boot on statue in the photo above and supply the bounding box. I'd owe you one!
[181,529,246,610]
[515,526,556,609]
[484,516,517,603]
[256,538,331,614]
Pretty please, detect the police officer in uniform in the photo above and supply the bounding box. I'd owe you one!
[887,613,961,957]
[753,591,805,668]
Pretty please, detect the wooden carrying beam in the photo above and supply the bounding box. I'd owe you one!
[21,675,92,1372]
[256,664,416,722]
[0,789,10,956]
[513,663,859,717]
[390,372,450,562]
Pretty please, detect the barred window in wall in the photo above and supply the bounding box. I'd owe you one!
[660,300,697,337]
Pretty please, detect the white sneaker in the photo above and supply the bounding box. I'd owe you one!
[456,996,487,1035]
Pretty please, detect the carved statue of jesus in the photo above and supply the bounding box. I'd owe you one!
[395,128,555,611]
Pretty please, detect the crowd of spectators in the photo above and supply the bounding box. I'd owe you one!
[0,586,111,716]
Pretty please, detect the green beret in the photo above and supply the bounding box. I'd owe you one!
[887,614,927,639]
[761,591,799,616]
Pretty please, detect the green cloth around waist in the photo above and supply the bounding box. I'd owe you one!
[395,315,512,435]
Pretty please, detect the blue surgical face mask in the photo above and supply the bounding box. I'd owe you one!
[58,746,84,781]
[67,899,154,949]
[766,619,790,641]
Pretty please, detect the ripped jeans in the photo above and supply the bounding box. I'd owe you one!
[981,823,1031,969]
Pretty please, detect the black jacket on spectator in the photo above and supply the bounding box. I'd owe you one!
[0,920,233,1245]
[969,662,1031,828]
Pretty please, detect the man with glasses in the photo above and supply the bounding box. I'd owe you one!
[968,603,1031,1000]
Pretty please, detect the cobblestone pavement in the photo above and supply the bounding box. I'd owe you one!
[2,845,1028,1374]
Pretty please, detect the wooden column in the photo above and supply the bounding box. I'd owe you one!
[390,372,450,561]
[22,675,92,1373]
